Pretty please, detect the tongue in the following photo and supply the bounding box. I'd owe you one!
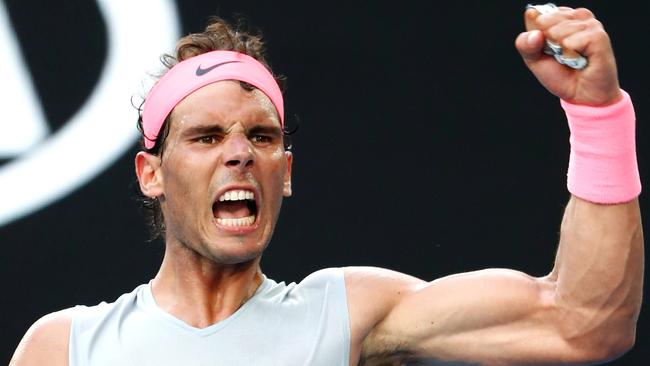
[214,201,252,219]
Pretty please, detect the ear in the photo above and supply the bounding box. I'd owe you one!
[283,151,293,197]
[135,152,164,198]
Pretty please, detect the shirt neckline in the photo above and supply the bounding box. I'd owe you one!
[137,275,271,337]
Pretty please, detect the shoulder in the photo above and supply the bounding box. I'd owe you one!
[288,267,426,337]
[344,266,425,312]
[72,286,143,328]
[299,266,422,289]
[343,266,425,324]
[299,267,346,287]
[10,286,145,366]
[343,267,426,364]
[10,308,75,366]
[279,268,348,302]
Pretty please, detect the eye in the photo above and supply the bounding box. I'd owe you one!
[197,135,220,144]
[250,135,273,145]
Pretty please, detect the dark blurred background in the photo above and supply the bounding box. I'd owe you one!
[1,1,647,364]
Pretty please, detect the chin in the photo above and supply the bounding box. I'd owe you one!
[202,237,269,265]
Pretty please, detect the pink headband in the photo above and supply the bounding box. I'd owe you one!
[142,50,284,149]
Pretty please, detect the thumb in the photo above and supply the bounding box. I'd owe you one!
[515,30,545,63]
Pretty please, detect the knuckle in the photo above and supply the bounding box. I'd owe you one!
[593,29,610,43]
[592,19,604,30]
[584,17,602,28]
[574,7,595,19]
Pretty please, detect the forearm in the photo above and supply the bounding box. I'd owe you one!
[542,83,644,350]
[548,196,644,349]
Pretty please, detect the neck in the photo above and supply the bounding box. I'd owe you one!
[152,240,264,329]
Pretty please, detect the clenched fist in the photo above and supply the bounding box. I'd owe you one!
[515,6,621,106]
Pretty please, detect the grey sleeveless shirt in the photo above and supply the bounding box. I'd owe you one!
[69,268,350,366]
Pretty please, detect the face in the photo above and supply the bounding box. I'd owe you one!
[137,81,292,264]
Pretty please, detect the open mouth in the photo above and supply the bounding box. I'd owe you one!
[212,189,258,227]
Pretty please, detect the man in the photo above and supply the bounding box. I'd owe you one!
[10,5,643,366]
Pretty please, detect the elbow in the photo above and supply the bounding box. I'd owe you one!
[577,331,635,365]
[609,332,636,358]
[563,321,637,364]
[593,302,641,361]
[552,303,639,364]
[593,328,636,362]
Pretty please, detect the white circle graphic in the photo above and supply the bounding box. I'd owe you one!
[0,0,180,226]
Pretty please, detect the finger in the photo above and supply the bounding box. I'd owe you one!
[573,7,595,21]
[561,28,611,58]
[523,8,569,31]
[515,30,545,62]
[546,18,603,58]
[534,8,591,31]
[546,18,603,42]
[524,8,542,31]
[555,6,594,19]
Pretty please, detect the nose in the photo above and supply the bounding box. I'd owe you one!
[223,133,254,172]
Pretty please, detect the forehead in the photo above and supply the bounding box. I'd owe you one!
[169,80,280,128]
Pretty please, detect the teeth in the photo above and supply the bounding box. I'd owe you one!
[216,215,256,227]
[218,189,255,202]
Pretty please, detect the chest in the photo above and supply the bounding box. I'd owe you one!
[74,297,348,366]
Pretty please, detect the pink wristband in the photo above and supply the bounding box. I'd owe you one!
[561,90,641,204]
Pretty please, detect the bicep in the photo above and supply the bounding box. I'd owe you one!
[10,309,72,366]
[359,268,591,365]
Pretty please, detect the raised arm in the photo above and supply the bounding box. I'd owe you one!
[346,7,643,366]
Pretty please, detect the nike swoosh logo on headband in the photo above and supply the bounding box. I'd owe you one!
[195,60,241,76]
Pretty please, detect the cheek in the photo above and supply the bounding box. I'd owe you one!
[163,158,210,206]
[260,151,287,195]
[271,146,284,160]
[269,147,287,184]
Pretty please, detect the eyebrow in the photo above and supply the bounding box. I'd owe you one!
[181,125,226,138]
[180,124,283,138]
[248,125,283,136]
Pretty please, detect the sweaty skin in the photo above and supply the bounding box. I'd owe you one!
[344,7,642,365]
[10,7,643,366]
[142,81,292,328]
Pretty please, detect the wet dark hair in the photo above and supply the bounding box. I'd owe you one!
[134,17,292,241]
